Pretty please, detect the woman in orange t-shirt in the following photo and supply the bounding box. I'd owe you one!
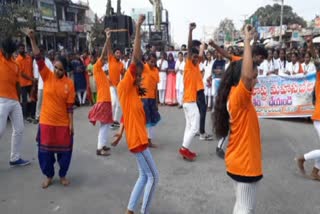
[26,29,75,189]
[213,26,263,213]
[296,39,320,181]
[141,53,161,148]
[112,15,159,214]
[88,30,114,157]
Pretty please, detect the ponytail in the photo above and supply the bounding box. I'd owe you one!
[212,61,242,138]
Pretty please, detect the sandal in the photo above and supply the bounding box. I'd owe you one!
[96,149,110,156]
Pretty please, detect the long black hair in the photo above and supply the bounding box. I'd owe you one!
[213,61,242,138]
[1,37,17,57]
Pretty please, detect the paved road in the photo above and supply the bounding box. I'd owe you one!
[1,106,320,214]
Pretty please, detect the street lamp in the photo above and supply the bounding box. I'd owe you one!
[273,0,284,43]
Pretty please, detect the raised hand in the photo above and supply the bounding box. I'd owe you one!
[137,14,146,26]
[21,28,35,39]
[189,23,196,31]
[244,24,254,41]
[105,28,111,39]
[208,39,215,46]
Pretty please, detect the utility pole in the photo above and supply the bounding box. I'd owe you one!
[117,0,121,15]
[279,0,284,43]
[106,0,112,17]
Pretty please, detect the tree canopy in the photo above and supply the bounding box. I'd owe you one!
[0,3,38,39]
[249,4,307,27]
[214,18,237,43]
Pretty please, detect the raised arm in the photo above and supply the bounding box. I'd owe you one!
[241,25,255,90]
[187,23,196,59]
[23,28,50,80]
[106,28,113,58]
[209,40,232,60]
[199,41,205,59]
[100,30,109,59]
[24,29,40,56]
[132,15,145,63]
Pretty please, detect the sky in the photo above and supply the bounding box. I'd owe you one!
[88,0,319,45]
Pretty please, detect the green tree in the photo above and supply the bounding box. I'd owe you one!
[89,14,105,51]
[0,3,38,38]
[214,18,237,43]
[249,4,307,27]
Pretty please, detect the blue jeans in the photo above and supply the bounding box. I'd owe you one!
[128,148,159,214]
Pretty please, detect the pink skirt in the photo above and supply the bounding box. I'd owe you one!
[88,102,113,125]
[165,73,177,105]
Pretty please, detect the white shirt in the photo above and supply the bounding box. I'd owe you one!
[273,58,281,70]
[102,63,109,72]
[259,59,276,76]
[301,62,316,74]
[286,62,300,75]
[199,62,205,73]
[203,60,214,84]
[122,59,130,70]
[175,60,185,74]
[33,58,54,90]
[278,60,288,76]
[157,59,168,71]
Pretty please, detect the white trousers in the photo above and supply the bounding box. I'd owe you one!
[97,123,110,149]
[182,102,200,149]
[176,90,184,106]
[158,90,166,104]
[35,89,43,120]
[0,98,24,161]
[233,181,259,214]
[148,126,155,140]
[304,121,320,169]
[110,86,122,122]
[77,91,87,105]
[218,136,229,150]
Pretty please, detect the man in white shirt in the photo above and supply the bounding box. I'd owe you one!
[33,47,54,123]
[203,51,215,110]
[157,52,168,105]
[175,52,185,108]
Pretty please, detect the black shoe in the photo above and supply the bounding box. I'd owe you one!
[216,147,225,159]
[33,119,39,124]
[110,124,119,130]
[113,121,120,127]
[25,117,33,123]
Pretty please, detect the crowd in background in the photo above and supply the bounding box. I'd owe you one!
[11,37,320,125]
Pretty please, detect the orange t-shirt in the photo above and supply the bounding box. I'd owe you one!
[0,51,20,101]
[226,79,262,177]
[16,54,33,87]
[312,72,320,120]
[94,58,111,103]
[117,65,149,151]
[141,64,159,99]
[108,55,124,87]
[183,59,203,103]
[231,55,242,62]
[39,64,75,126]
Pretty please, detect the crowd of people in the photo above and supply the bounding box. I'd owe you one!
[1,13,320,214]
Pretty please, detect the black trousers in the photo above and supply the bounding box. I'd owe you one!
[21,86,36,118]
[196,90,207,134]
